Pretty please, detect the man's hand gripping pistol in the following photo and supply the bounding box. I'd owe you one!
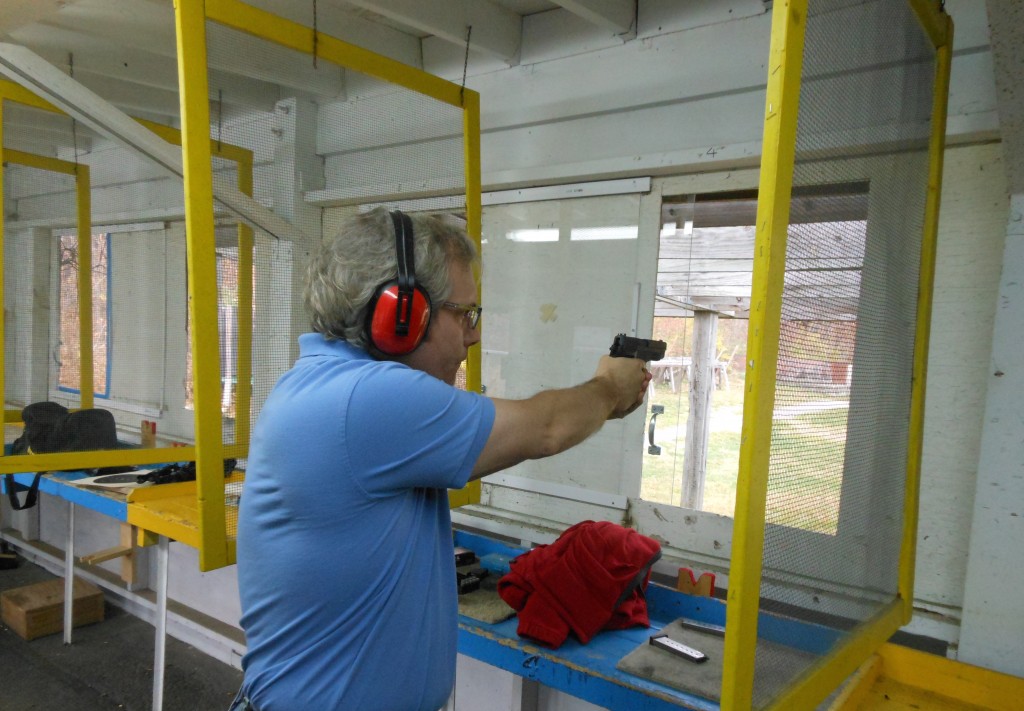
[609,333,667,443]
[608,334,667,362]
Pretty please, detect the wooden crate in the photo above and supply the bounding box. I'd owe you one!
[1,577,104,641]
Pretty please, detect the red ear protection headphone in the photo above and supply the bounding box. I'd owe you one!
[364,211,432,355]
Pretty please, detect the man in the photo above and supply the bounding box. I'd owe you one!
[234,208,649,711]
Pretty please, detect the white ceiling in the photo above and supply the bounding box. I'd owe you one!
[0,0,1016,197]
[0,0,636,113]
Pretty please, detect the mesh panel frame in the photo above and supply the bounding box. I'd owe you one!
[748,1,938,708]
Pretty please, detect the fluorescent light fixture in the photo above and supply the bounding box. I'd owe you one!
[570,226,638,241]
[506,228,559,242]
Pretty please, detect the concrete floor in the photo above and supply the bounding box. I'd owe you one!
[0,550,243,711]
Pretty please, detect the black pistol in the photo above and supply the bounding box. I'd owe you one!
[609,334,667,362]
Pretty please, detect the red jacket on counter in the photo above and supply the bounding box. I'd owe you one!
[496,520,662,649]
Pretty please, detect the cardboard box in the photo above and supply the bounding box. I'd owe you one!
[1,577,104,641]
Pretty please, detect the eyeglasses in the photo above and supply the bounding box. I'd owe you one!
[440,301,482,329]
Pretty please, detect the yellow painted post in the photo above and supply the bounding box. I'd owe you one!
[76,168,95,411]
[76,164,94,408]
[234,154,254,453]
[450,89,484,507]
[0,102,5,428]
[173,0,228,570]
[463,89,482,397]
[899,7,953,622]
[720,1,807,709]
[0,445,198,475]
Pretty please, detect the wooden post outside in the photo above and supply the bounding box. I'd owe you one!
[681,310,718,510]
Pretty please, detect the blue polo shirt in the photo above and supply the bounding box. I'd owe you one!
[237,334,495,711]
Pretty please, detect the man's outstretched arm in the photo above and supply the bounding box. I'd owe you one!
[471,355,650,479]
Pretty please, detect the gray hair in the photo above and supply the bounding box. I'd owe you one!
[304,206,479,350]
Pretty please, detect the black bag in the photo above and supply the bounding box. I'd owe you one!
[6,402,118,511]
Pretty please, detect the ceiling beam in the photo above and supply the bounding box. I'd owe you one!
[551,0,635,36]
[0,43,306,242]
[10,1,346,99]
[239,0,423,68]
[11,26,282,113]
[0,0,81,33]
[336,0,522,64]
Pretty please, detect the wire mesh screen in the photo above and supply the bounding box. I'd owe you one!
[0,96,243,487]
[3,159,77,413]
[752,1,935,706]
[203,18,468,541]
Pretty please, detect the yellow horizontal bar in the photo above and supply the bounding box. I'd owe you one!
[0,79,250,164]
[764,600,904,711]
[0,79,60,112]
[134,115,253,163]
[2,149,79,175]
[206,0,471,108]
[0,447,196,474]
[877,643,1024,711]
[128,500,201,549]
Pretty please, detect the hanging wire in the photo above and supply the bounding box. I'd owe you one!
[312,0,319,69]
[460,25,472,104]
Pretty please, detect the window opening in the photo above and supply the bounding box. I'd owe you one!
[185,246,242,416]
[57,232,111,398]
[642,184,867,534]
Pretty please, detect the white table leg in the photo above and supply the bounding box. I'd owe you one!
[63,501,75,645]
[152,535,169,711]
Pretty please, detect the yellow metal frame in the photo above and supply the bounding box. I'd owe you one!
[171,0,483,567]
[899,1,953,622]
[723,1,954,709]
[721,1,807,708]
[828,642,1024,711]
[0,148,93,426]
[1,102,5,440]
[0,85,254,508]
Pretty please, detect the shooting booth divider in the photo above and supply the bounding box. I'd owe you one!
[0,0,483,572]
[172,0,483,570]
[721,1,952,709]
[0,75,254,551]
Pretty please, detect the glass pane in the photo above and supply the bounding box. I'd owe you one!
[641,194,753,515]
[481,194,643,504]
[642,187,865,519]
